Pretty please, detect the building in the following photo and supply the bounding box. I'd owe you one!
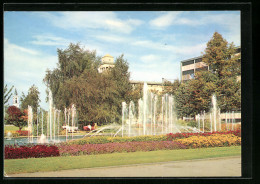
[180,47,241,82]
[98,54,172,93]
[130,80,164,93]
[12,95,19,108]
[98,54,115,73]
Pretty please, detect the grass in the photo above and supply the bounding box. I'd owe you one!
[4,146,241,174]
[4,125,26,131]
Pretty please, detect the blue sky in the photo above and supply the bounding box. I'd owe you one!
[4,11,240,110]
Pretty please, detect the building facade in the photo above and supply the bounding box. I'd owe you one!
[98,54,115,73]
[180,47,241,82]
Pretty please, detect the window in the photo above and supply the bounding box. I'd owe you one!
[182,60,194,66]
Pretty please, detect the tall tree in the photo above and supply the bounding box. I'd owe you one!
[43,43,100,110]
[175,32,241,117]
[20,85,41,113]
[202,32,240,78]
[4,84,14,105]
[202,32,241,112]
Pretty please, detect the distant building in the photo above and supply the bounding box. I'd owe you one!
[180,47,241,82]
[13,95,19,108]
[99,54,171,93]
[130,80,164,93]
[98,54,115,73]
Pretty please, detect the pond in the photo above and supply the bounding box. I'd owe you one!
[4,135,85,146]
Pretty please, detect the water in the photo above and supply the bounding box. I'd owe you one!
[23,90,78,144]
[121,82,181,137]
[4,135,84,146]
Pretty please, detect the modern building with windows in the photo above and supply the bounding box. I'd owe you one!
[180,47,241,82]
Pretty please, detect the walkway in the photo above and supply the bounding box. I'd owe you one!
[7,156,241,177]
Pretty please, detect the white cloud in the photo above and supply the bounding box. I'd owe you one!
[4,38,58,110]
[132,39,206,57]
[150,12,181,28]
[37,12,143,34]
[150,12,240,45]
[140,54,161,63]
[94,34,127,43]
[31,34,71,46]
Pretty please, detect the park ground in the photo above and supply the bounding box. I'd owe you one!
[6,156,241,177]
[4,146,241,177]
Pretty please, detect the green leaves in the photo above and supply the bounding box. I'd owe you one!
[44,43,134,126]
[176,32,240,117]
[20,84,41,114]
[4,84,14,105]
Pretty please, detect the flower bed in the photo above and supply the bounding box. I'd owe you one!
[166,129,241,141]
[58,141,186,156]
[5,145,60,159]
[64,134,168,145]
[65,130,241,145]
[175,134,241,149]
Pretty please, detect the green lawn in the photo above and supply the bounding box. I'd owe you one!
[4,125,26,131]
[4,146,241,174]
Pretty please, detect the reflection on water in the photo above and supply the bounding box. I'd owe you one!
[4,135,84,146]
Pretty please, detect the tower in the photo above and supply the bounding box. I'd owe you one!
[13,95,19,108]
[98,54,115,73]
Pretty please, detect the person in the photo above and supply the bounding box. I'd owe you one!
[88,124,91,131]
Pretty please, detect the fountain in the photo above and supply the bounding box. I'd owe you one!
[211,94,221,132]
[120,82,183,137]
[28,105,33,142]
[6,131,12,140]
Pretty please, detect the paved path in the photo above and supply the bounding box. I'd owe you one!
[7,156,241,177]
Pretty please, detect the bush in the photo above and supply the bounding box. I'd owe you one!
[5,145,60,159]
[64,135,168,145]
[58,141,186,156]
[63,130,241,145]
[16,130,29,136]
[186,120,197,127]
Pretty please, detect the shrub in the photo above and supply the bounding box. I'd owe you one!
[58,141,186,156]
[16,130,29,136]
[63,130,241,145]
[5,145,60,159]
[64,135,168,145]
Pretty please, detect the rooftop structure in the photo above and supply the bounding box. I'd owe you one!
[98,54,115,73]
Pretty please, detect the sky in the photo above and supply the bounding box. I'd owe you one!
[4,11,241,110]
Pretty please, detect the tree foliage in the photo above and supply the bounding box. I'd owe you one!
[175,32,241,117]
[20,84,41,114]
[44,43,135,125]
[4,84,14,105]
[6,106,27,131]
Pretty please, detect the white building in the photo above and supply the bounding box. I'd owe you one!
[98,54,115,73]
[12,95,19,108]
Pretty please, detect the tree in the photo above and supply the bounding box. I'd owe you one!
[6,106,27,131]
[43,43,100,110]
[162,79,181,96]
[202,32,241,112]
[20,85,41,114]
[4,84,14,105]
[175,32,240,117]
[202,32,240,78]
[44,43,135,126]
